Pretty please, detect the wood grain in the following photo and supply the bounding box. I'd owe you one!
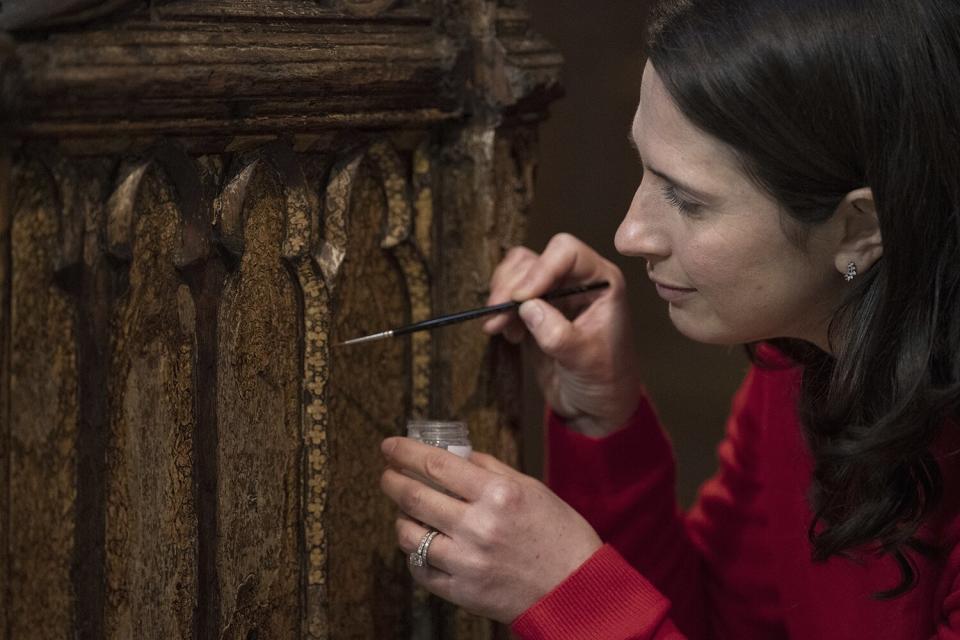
[10,22,461,141]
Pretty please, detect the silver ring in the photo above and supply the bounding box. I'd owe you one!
[408,528,440,568]
[420,529,440,567]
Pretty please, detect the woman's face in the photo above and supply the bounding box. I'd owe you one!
[615,63,845,349]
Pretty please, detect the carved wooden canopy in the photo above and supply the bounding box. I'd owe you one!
[2,0,562,151]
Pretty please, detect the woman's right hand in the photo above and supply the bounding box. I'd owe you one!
[483,233,643,438]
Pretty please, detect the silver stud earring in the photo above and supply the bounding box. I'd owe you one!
[843,261,857,282]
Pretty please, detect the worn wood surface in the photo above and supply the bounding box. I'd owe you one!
[0,152,10,640]
[216,165,301,638]
[8,160,79,640]
[0,1,560,638]
[327,162,410,638]
[104,166,198,639]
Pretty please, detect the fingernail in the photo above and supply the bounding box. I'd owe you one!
[512,290,529,301]
[519,301,543,328]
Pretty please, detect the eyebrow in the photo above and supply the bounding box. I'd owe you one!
[627,132,714,203]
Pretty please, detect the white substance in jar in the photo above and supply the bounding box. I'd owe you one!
[406,420,472,457]
[405,420,473,494]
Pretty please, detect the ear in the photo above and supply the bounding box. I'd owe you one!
[833,187,883,278]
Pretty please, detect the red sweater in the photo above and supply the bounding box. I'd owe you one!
[511,357,960,639]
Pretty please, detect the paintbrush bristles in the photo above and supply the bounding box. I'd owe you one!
[336,330,394,347]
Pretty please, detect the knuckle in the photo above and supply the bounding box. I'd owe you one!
[485,478,523,510]
[504,245,533,262]
[547,232,573,248]
[399,486,425,515]
[381,467,400,495]
[546,232,580,256]
[494,248,533,286]
[423,451,449,483]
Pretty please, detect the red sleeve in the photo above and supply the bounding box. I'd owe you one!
[511,545,685,640]
[511,366,789,640]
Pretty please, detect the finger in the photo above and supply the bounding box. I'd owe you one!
[396,515,457,574]
[409,560,455,603]
[468,451,519,477]
[381,437,492,502]
[381,467,467,533]
[396,516,459,600]
[486,246,538,305]
[517,299,583,360]
[483,250,538,334]
[512,233,619,301]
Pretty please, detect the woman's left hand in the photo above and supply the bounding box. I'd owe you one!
[380,436,603,623]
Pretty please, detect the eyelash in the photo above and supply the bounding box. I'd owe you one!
[660,184,701,216]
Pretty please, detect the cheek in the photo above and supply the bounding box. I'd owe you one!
[681,244,748,293]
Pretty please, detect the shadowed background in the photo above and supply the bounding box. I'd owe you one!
[521,0,749,507]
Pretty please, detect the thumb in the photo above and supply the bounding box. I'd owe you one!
[518,300,578,359]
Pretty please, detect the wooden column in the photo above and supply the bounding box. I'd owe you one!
[0,1,561,638]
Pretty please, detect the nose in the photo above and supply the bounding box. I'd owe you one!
[615,181,670,260]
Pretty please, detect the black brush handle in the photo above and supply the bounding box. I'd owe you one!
[393,280,610,337]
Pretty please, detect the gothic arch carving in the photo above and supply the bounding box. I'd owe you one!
[1,2,562,637]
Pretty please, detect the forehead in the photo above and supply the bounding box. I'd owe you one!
[632,63,744,187]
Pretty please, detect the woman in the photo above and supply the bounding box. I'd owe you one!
[380,0,960,637]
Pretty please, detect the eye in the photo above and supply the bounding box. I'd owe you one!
[660,184,701,216]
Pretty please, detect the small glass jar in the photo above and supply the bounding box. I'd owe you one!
[406,419,472,459]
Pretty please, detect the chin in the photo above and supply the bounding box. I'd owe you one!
[668,308,754,346]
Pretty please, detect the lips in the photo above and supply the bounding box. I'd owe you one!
[651,279,696,302]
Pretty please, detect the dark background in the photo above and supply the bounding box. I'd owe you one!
[521,1,749,507]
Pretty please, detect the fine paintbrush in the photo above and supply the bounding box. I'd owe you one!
[337,280,610,347]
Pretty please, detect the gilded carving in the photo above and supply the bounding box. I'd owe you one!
[299,254,332,640]
[257,143,331,639]
[318,153,361,290]
[301,150,367,640]
[216,165,301,639]
[368,141,432,417]
[105,162,150,261]
[215,160,260,259]
[493,133,534,257]
[104,166,198,639]
[413,141,435,262]
[2,1,560,637]
[327,161,410,638]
